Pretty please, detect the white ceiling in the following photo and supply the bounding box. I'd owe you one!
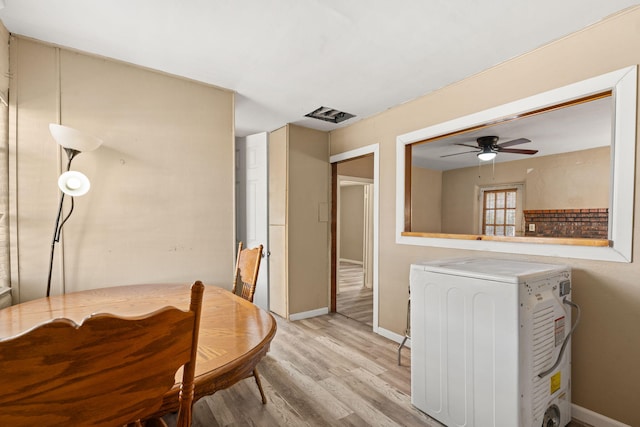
[0,1,638,137]
[413,95,613,170]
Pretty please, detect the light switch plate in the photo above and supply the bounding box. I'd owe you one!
[318,202,329,222]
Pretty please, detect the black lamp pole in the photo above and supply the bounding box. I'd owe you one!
[46,148,80,297]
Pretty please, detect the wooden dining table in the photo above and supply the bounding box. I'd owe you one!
[0,283,277,417]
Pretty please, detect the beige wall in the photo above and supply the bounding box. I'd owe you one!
[524,146,610,209]
[0,22,9,290]
[411,166,442,232]
[268,126,287,317]
[9,37,235,302]
[336,154,374,179]
[268,124,330,318]
[329,7,640,425]
[340,185,364,262]
[438,146,610,234]
[337,155,374,263]
[288,124,330,315]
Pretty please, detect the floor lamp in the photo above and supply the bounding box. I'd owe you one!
[46,124,103,297]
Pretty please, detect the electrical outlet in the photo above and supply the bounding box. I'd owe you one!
[528,223,536,232]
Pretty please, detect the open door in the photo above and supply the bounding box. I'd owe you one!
[235,132,269,311]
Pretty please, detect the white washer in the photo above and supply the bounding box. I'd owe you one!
[410,258,573,427]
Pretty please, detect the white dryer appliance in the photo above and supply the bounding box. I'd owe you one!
[410,258,575,427]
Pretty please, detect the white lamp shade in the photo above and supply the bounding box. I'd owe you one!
[49,124,103,152]
[58,171,91,196]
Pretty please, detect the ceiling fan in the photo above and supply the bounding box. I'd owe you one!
[441,135,538,161]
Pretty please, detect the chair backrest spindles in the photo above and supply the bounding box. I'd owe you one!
[232,242,263,303]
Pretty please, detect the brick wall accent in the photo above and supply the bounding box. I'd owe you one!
[523,208,608,239]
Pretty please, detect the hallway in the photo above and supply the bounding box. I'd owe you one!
[336,261,373,327]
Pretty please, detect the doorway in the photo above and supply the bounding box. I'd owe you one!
[336,176,373,326]
[330,146,379,331]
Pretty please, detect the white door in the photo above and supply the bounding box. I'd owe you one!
[235,132,269,310]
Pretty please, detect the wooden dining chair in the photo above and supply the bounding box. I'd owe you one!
[0,281,205,427]
[232,241,267,404]
[232,241,264,303]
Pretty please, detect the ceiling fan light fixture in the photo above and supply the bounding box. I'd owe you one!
[477,147,497,161]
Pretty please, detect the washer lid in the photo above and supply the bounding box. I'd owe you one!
[413,257,569,283]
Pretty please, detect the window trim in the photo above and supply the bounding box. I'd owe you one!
[479,184,523,237]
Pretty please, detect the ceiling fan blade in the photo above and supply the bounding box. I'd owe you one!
[498,148,538,155]
[440,150,478,158]
[496,138,531,148]
[455,143,480,149]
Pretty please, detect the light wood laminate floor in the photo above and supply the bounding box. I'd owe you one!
[336,261,373,327]
[167,313,593,427]
[170,312,436,426]
[164,277,592,427]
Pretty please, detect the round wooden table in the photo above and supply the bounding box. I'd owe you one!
[0,283,277,416]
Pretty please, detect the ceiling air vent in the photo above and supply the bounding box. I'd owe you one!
[305,106,355,124]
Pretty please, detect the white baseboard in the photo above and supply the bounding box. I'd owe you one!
[289,307,329,321]
[377,326,411,349]
[572,404,630,427]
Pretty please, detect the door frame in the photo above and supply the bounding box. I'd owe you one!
[330,144,379,332]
